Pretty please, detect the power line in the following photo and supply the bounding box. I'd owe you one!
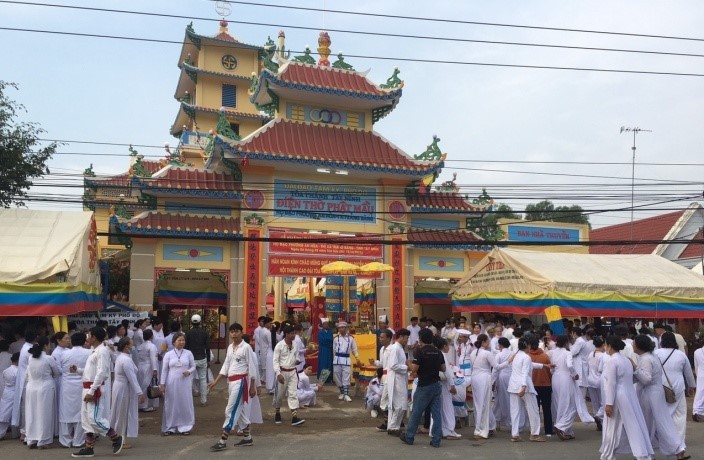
[3,26,704,77]
[3,1,704,59]
[216,0,704,44]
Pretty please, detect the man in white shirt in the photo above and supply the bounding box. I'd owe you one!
[293,324,306,372]
[71,327,124,458]
[425,318,438,336]
[208,322,258,450]
[273,325,305,426]
[374,329,393,430]
[385,329,409,435]
[406,317,421,360]
[333,322,360,402]
[253,316,268,385]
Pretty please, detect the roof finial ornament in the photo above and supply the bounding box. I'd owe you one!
[277,30,290,59]
[332,52,355,71]
[215,1,232,18]
[317,31,331,66]
[293,46,316,65]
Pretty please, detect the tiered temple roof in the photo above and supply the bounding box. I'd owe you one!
[212,118,443,177]
[250,60,402,111]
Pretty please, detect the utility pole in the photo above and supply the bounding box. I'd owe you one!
[620,126,652,242]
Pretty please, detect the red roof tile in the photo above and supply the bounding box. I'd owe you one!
[143,167,240,192]
[231,119,439,173]
[407,191,490,211]
[278,62,389,96]
[86,160,164,187]
[408,229,484,246]
[680,227,704,259]
[590,210,684,254]
[121,212,240,237]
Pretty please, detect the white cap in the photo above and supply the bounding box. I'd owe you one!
[191,314,202,324]
[337,321,348,328]
[378,315,389,324]
[457,329,471,336]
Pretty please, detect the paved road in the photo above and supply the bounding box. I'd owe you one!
[2,382,702,459]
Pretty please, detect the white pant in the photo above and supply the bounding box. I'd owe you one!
[80,390,110,436]
[192,358,209,404]
[274,370,299,411]
[510,392,541,437]
[223,378,250,433]
[387,408,405,430]
[333,365,351,393]
[59,421,85,448]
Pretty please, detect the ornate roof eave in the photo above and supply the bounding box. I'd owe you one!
[184,24,262,51]
[117,211,243,240]
[410,242,494,251]
[407,229,494,251]
[139,187,243,200]
[248,67,402,111]
[84,175,139,190]
[180,102,270,121]
[170,102,271,137]
[214,136,444,179]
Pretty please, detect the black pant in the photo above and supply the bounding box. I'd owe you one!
[535,386,553,435]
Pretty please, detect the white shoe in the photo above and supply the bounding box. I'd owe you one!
[343,395,352,402]
[337,394,344,400]
[371,410,378,418]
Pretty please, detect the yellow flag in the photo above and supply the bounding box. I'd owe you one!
[544,305,562,323]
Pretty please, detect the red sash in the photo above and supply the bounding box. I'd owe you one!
[82,381,102,402]
[228,374,249,403]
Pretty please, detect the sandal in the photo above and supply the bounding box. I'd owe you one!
[163,431,175,436]
[511,436,523,442]
[181,431,190,436]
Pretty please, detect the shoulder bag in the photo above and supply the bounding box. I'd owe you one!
[147,375,162,399]
[659,349,676,404]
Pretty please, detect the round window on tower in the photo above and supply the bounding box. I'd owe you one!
[221,54,238,71]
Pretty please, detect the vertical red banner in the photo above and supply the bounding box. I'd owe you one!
[244,228,262,336]
[390,238,404,331]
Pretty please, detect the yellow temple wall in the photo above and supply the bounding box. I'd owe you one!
[412,249,472,279]
[199,46,259,80]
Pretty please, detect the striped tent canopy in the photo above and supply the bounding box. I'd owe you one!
[450,248,704,319]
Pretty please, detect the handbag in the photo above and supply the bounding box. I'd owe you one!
[147,376,162,399]
[659,349,676,404]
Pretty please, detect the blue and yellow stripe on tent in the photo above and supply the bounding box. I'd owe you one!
[0,282,102,316]
[452,291,704,319]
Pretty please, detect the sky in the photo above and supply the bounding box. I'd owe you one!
[3,0,704,230]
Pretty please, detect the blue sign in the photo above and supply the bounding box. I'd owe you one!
[507,225,580,243]
[273,180,376,223]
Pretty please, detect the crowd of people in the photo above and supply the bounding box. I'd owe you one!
[0,314,702,459]
[362,316,702,458]
[0,314,328,456]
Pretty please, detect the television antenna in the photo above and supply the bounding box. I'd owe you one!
[620,126,652,241]
[215,1,232,18]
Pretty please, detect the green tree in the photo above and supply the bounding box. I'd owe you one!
[524,200,590,227]
[466,189,520,240]
[0,81,59,207]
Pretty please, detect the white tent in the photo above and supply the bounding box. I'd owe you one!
[692,261,704,276]
[450,248,704,318]
[0,209,102,316]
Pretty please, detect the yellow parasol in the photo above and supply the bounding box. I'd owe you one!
[320,260,361,275]
[358,261,394,273]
